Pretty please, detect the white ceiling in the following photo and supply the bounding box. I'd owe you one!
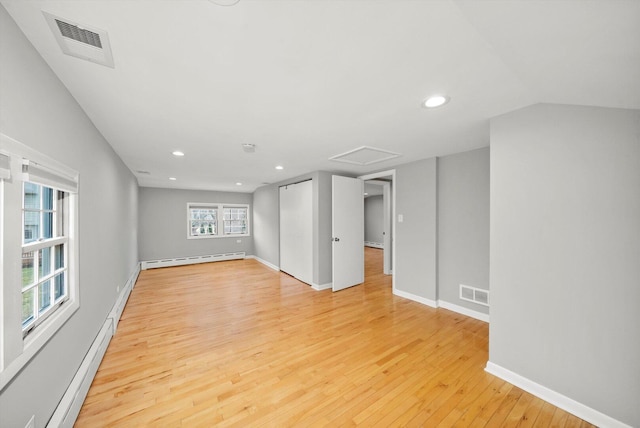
[2,0,639,193]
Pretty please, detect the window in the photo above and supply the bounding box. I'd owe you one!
[187,203,250,239]
[1,134,79,388]
[21,182,70,334]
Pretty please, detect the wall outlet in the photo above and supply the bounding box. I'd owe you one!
[236,239,242,243]
[25,415,35,428]
[117,285,120,293]
[398,214,404,223]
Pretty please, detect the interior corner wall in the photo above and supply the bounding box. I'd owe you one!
[394,158,437,302]
[490,103,640,426]
[0,5,139,428]
[364,195,384,244]
[252,184,280,267]
[437,147,489,314]
[138,187,253,261]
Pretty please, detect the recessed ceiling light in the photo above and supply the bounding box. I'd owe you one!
[242,144,256,153]
[364,193,369,196]
[172,151,185,157]
[275,165,284,170]
[423,95,450,108]
[236,182,242,186]
[169,177,177,181]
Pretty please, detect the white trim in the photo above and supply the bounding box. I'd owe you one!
[311,282,332,291]
[364,241,384,249]
[485,362,632,428]
[393,289,438,308]
[48,263,140,427]
[141,252,245,270]
[246,255,279,271]
[437,300,490,323]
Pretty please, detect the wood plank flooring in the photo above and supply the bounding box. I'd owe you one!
[75,248,594,427]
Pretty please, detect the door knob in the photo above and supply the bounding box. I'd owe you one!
[332,237,340,242]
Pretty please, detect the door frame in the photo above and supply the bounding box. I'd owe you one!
[358,169,396,293]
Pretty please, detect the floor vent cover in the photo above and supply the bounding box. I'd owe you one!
[460,284,490,307]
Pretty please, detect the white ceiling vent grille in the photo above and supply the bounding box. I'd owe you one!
[329,146,401,166]
[43,12,114,68]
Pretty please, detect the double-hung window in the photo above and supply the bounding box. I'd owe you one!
[187,203,250,239]
[1,135,79,388]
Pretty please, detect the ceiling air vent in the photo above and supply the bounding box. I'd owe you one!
[43,12,114,68]
[329,146,401,166]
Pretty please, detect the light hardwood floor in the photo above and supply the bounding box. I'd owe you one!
[76,248,594,427]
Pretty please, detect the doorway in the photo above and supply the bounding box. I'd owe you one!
[359,170,395,290]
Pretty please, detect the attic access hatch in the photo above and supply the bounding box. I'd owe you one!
[329,146,401,166]
[43,12,114,68]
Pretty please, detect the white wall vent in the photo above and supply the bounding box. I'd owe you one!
[43,12,115,68]
[460,284,490,307]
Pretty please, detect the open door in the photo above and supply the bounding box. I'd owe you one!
[332,175,364,291]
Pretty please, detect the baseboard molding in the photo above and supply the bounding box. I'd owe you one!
[485,362,632,428]
[47,320,113,428]
[141,252,246,270]
[108,263,141,332]
[246,255,279,271]
[364,241,383,249]
[311,282,332,291]
[393,289,438,308]
[437,300,490,323]
[47,265,141,428]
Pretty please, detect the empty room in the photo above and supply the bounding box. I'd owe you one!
[0,0,638,427]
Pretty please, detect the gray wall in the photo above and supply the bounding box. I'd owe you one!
[0,6,139,428]
[138,187,253,261]
[252,184,279,267]
[437,148,489,314]
[490,104,640,426]
[252,171,333,286]
[394,158,437,301]
[364,195,384,244]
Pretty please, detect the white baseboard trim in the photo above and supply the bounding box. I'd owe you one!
[311,282,332,291]
[364,241,384,249]
[485,362,632,428]
[47,320,113,428]
[108,263,141,332]
[393,289,438,308]
[437,300,490,323]
[48,265,141,428]
[141,252,245,270]
[246,255,279,271]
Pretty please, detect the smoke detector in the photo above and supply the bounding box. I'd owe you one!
[43,12,115,68]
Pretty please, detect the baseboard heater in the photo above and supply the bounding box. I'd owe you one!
[364,241,384,249]
[141,252,246,270]
[46,320,113,428]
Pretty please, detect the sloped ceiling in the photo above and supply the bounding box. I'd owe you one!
[1,0,639,192]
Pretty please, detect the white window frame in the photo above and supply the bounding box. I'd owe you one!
[0,134,79,390]
[187,202,250,239]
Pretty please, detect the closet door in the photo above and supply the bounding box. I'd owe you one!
[279,180,313,285]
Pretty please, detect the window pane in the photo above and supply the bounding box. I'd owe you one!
[43,186,53,210]
[54,273,66,300]
[24,182,40,209]
[43,211,53,239]
[22,288,35,327]
[22,251,35,287]
[39,279,52,314]
[55,244,65,270]
[24,211,40,243]
[39,247,52,278]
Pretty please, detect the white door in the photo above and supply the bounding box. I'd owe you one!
[332,176,364,291]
